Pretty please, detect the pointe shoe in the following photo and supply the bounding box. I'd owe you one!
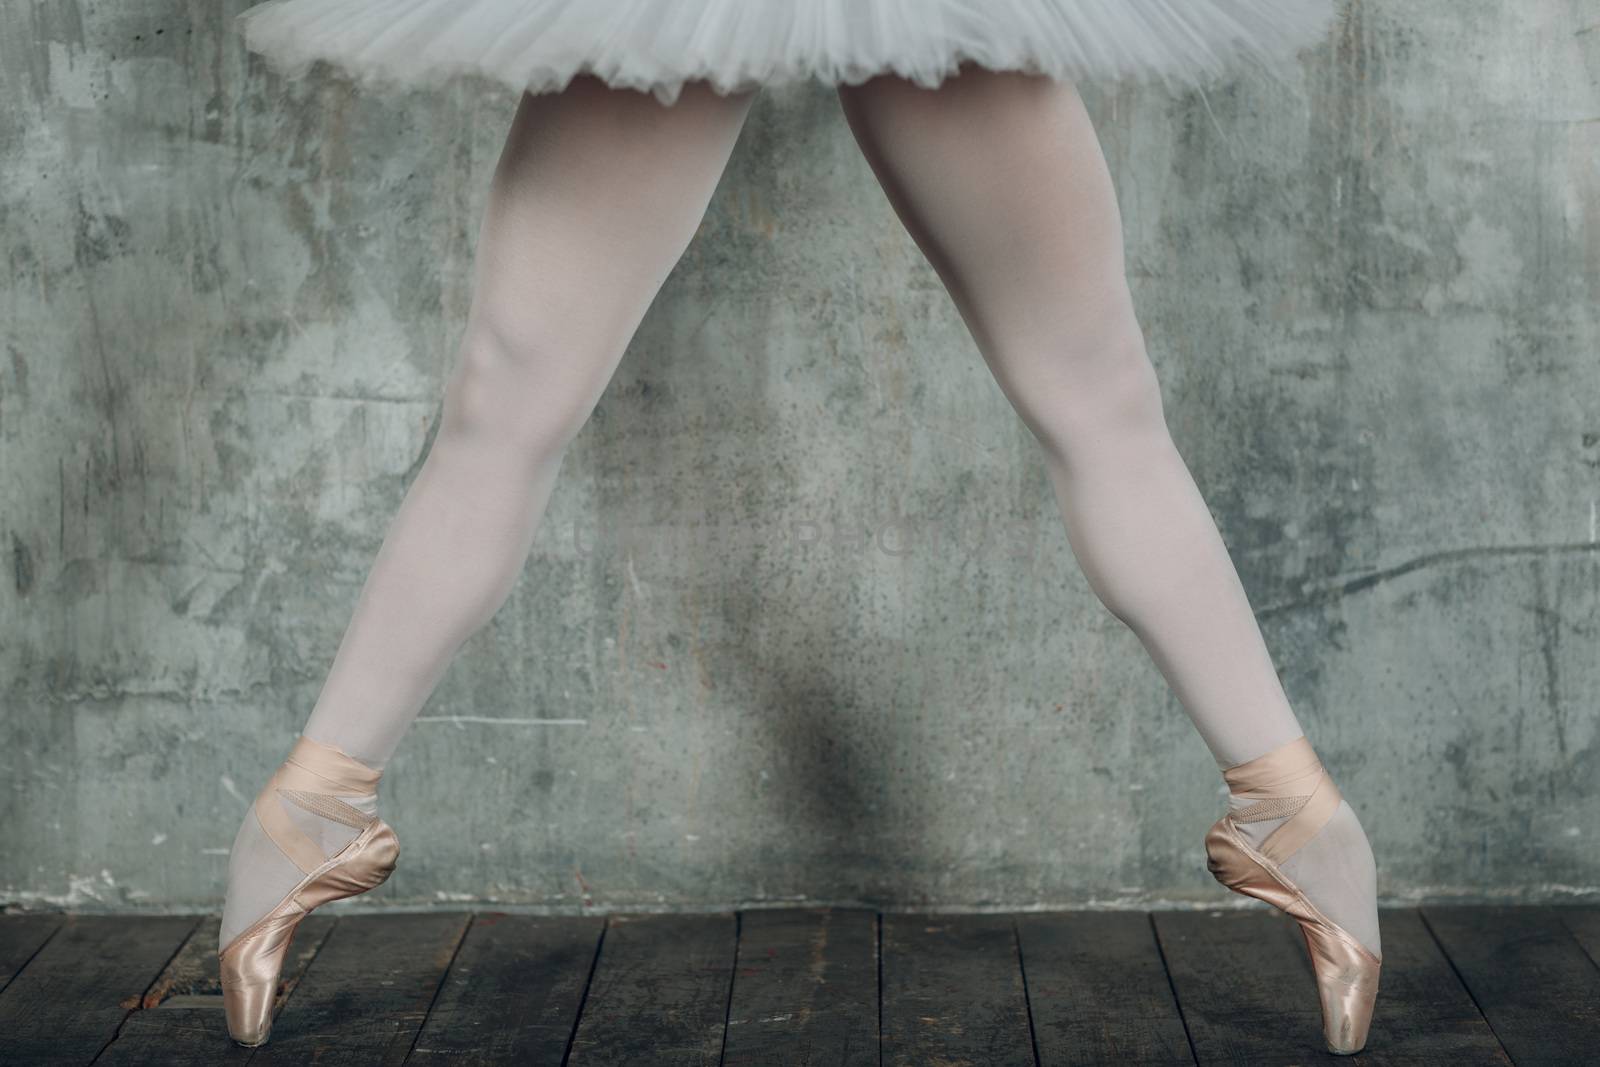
[1203,736,1381,1055]
[218,737,399,1046]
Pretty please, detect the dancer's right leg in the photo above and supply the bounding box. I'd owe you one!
[220,76,756,952]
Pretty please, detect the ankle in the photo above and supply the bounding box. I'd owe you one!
[297,731,388,774]
[1217,734,1333,857]
[1217,737,1381,960]
[1281,798,1381,958]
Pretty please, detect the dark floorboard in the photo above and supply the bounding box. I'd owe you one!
[880,912,1035,1066]
[0,915,199,1066]
[0,913,62,994]
[1157,907,1515,1067]
[1157,908,1339,1065]
[722,908,877,1067]
[566,912,736,1066]
[1560,906,1600,968]
[1421,906,1600,1067]
[408,913,602,1066]
[1342,908,1510,1067]
[1017,911,1191,1066]
[95,914,336,1066]
[252,912,469,1066]
[0,905,1592,1065]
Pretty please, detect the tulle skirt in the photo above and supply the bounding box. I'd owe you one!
[235,0,1342,106]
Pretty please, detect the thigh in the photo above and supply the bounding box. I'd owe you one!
[835,67,1139,400]
[467,75,758,363]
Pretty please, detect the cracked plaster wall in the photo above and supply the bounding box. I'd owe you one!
[2,1,1597,911]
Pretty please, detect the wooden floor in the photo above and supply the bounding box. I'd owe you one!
[0,906,1596,1065]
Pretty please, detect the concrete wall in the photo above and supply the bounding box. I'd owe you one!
[2,1,1596,913]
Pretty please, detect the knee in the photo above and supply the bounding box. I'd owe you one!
[1022,319,1170,463]
[440,321,609,459]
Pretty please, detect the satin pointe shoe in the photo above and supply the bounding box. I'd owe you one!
[1203,736,1381,1055]
[217,737,399,1046]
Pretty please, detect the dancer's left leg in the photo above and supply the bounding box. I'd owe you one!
[836,66,1378,960]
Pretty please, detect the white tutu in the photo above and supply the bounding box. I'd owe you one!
[235,0,1342,106]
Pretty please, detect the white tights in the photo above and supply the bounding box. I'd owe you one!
[223,67,1378,958]
[837,70,1376,957]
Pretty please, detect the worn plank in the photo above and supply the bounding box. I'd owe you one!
[880,912,1034,1067]
[1156,908,1335,1064]
[1423,905,1600,1067]
[1558,905,1600,969]
[566,912,736,1066]
[1346,909,1509,1066]
[96,914,337,1066]
[99,1010,253,1066]
[251,912,469,1066]
[408,913,603,1066]
[0,913,63,994]
[1017,911,1191,1066]
[0,914,199,1066]
[721,908,878,1067]
[1159,908,1509,1066]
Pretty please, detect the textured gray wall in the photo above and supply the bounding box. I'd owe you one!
[2,1,1597,914]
